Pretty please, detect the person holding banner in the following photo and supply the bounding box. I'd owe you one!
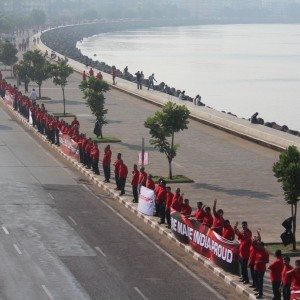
[235,221,252,285]
[181,199,192,217]
[138,167,147,189]
[191,202,204,222]
[131,164,140,203]
[118,160,128,196]
[103,145,112,183]
[146,174,155,190]
[222,220,235,241]
[171,188,183,212]
[212,199,224,235]
[202,206,213,228]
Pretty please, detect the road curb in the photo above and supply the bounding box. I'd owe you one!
[0,101,263,299]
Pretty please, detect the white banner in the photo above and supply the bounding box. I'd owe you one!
[138,186,155,216]
[29,110,33,125]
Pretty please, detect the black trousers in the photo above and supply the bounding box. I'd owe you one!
[132,185,138,202]
[157,202,166,223]
[103,166,110,181]
[86,155,92,169]
[282,284,290,300]
[119,178,126,194]
[272,281,281,300]
[92,159,99,175]
[239,258,249,282]
[250,266,256,287]
[255,270,265,296]
[115,173,120,189]
[165,208,171,226]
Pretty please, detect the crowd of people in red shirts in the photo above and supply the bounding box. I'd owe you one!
[1,78,300,300]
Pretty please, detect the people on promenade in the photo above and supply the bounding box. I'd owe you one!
[148,73,157,90]
[192,201,204,222]
[156,179,167,224]
[135,71,142,90]
[82,70,87,81]
[179,90,186,100]
[181,199,192,217]
[124,66,128,77]
[89,67,94,77]
[138,166,147,191]
[202,206,213,228]
[112,65,117,85]
[222,220,235,241]
[234,221,252,285]
[268,249,284,300]
[248,234,261,289]
[171,188,183,212]
[29,88,37,104]
[251,112,259,124]
[103,145,112,183]
[131,164,140,203]
[96,72,103,81]
[282,256,293,300]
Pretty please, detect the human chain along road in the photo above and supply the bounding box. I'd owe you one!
[28,31,295,245]
[0,96,238,299]
[0,80,272,300]
[35,30,300,151]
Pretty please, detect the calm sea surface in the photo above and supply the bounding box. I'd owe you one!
[77,24,300,130]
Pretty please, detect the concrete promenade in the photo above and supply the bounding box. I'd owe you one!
[30,32,300,243]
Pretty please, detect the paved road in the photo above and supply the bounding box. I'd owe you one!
[0,102,242,299]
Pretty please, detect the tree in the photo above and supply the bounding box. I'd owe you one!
[27,9,46,27]
[52,60,74,116]
[23,50,52,99]
[80,77,110,138]
[273,145,300,250]
[144,101,190,179]
[0,42,18,76]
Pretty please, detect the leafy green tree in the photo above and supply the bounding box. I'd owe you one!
[16,60,31,90]
[80,77,110,138]
[0,42,18,76]
[51,60,74,116]
[144,101,190,179]
[273,145,300,250]
[23,50,52,99]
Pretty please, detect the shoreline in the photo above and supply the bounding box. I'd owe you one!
[41,20,300,138]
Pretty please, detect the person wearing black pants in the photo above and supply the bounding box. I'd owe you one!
[103,145,112,183]
[254,242,269,299]
[268,250,283,300]
[131,164,139,203]
[281,256,293,300]
[156,180,166,224]
[118,160,128,196]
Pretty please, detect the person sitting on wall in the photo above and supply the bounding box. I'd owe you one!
[251,112,259,124]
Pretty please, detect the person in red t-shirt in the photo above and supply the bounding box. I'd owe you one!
[102,145,111,182]
[84,138,92,169]
[118,160,128,196]
[212,199,224,235]
[281,256,293,300]
[71,117,80,129]
[113,153,122,190]
[156,180,167,224]
[181,199,192,217]
[202,206,213,228]
[171,188,183,212]
[131,164,140,203]
[165,186,174,229]
[268,249,284,300]
[91,141,100,175]
[287,260,300,300]
[138,167,147,189]
[222,220,235,241]
[191,202,204,222]
[234,221,252,284]
[248,234,261,289]
[146,174,155,190]
[254,241,269,299]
